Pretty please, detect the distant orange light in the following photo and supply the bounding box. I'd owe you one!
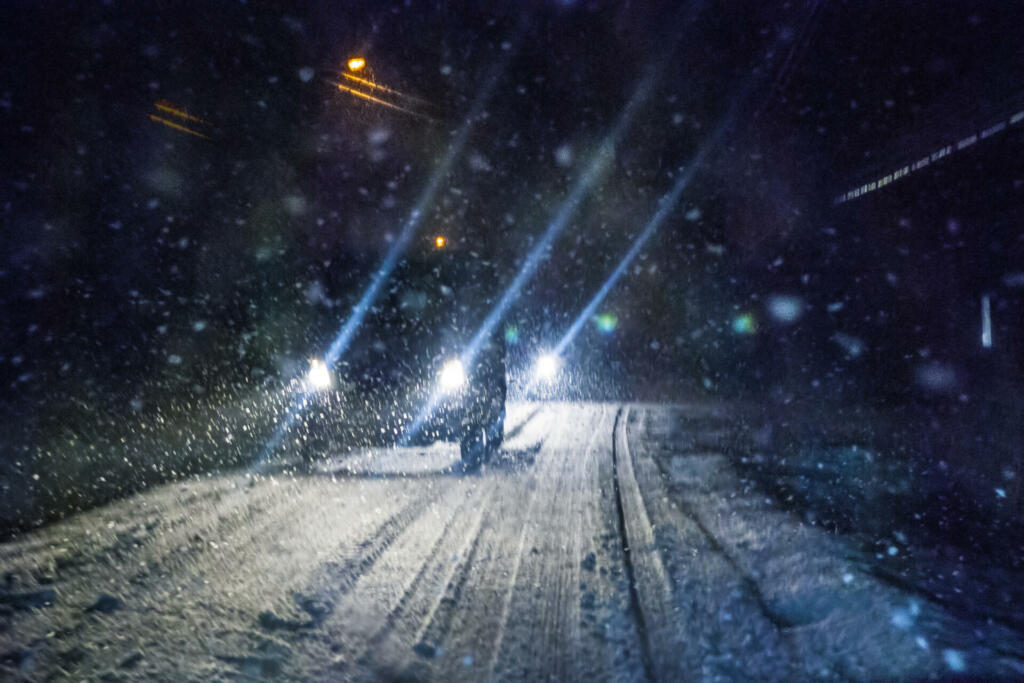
[434,235,447,249]
[347,57,366,72]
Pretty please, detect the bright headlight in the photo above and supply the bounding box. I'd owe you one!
[534,353,560,382]
[306,358,332,391]
[439,359,467,392]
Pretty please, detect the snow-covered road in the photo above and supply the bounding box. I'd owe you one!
[2,403,1022,680]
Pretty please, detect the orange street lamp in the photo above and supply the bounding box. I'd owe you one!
[434,235,447,249]
[347,57,366,72]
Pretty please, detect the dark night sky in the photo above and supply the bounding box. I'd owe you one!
[2,0,1023,416]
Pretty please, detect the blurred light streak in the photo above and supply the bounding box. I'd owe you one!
[342,72,433,107]
[251,30,521,469]
[336,82,433,120]
[148,114,211,139]
[834,104,1024,205]
[154,100,210,125]
[981,294,992,348]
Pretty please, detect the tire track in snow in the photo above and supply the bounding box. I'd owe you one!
[481,417,572,680]
[610,406,658,682]
[482,403,609,680]
[262,478,459,629]
[340,477,496,678]
[409,501,489,658]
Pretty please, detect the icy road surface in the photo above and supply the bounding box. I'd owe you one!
[2,403,1022,680]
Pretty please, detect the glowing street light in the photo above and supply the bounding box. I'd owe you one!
[434,235,447,249]
[347,57,366,72]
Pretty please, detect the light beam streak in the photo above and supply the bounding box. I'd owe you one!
[553,119,732,359]
[251,33,520,469]
[545,34,786,374]
[406,6,791,444]
[401,2,718,444]
[400,67,660,444]
[465,74,655,360]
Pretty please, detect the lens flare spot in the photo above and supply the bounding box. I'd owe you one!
[504,324,519,344]
[593,313,618,333]
[732,313,756,335]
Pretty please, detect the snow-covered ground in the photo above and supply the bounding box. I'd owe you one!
[2,402,1022,680]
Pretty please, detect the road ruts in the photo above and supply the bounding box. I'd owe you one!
[3,402,1022,681]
